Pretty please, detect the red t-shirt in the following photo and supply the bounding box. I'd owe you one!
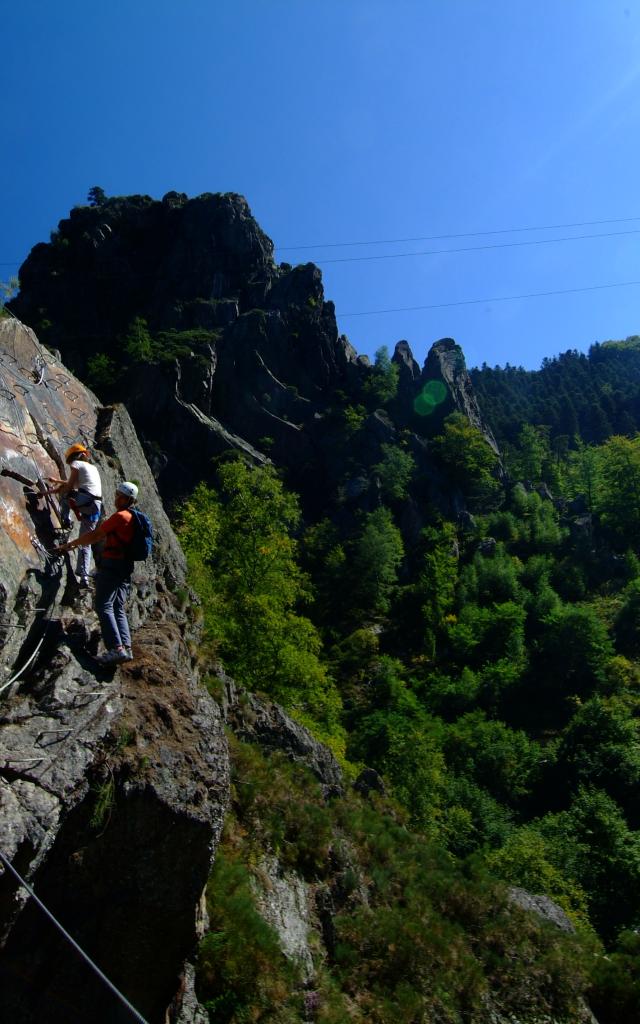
[101,509,134,560]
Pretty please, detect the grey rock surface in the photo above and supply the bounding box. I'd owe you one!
[0,319,230,1024]
[171,963,210,1024]
[222,674,343,797]
[252,855,315,981]
[422,338,502,458]
[508,886,575,933]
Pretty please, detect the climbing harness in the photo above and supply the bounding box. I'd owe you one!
[0,849,151,1024]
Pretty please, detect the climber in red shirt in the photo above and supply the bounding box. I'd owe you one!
[54,481,139,665]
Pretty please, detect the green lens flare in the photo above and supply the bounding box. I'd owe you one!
[413,379,448,416]
[413,392,436,416]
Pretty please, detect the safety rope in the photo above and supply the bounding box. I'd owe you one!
[0,317,93,694]
[0,540,62,695]
[0,632,49,696]
[0,848,150,1024]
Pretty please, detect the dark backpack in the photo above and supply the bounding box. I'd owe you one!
[128,508,154,561]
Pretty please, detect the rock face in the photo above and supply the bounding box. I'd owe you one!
[0,318,229,1023]
[8,192,499,521]
[11,192,275,355]
[252,855,316,982]
[420,338,501,457]
[223,673,344,798]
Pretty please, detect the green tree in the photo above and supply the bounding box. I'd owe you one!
[539,788,640,940]
[446,600,526,670]
[531,604,613,709]
[485,827,589,922]
[364,345,399,405]
[614,578,640,656]
[443,711,542,807]
[510,486,564,553]
[564,440,600,511]
[349,507,404,618]
[417,522,458,658]
[596,435,640,542]
[431,412,501,511]
[590,930,640,1024]
[508,423,550,482]
[85,352,120,389]
[301,519,346,628]
[554,697,640,823]
[0,276,18,317]
[459,542,522,606]
[372,442,415,501]
[87,185,107,207]
[347,658,446,832]
[122,316,154,363]
[178,463,344,747]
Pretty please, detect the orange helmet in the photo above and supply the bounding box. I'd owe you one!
[64,443,89,461]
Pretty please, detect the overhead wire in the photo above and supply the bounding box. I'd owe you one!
[337,278,640,317]
[3,216,640,336]
[312,227,640,265]
[277,213,640,250]
[5,213,640,267]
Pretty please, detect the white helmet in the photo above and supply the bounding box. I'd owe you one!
[117,481,139,500]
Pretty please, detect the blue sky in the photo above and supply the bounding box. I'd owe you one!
[2,0,640,370]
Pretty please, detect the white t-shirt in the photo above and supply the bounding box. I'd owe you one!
[71,460,101,497]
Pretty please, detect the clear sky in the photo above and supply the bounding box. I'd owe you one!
[2,0,640,370]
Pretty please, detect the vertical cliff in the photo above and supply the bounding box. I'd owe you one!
[7,191,501,521]
[0,317,229,1023]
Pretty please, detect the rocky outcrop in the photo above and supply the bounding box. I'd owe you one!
[0,318,229,1023]
[11,192,275,357]
[222,673,343,798]
[422,338,501,456]
[508,886,575,933]
[252,855,315,982]
[8,192,499,524]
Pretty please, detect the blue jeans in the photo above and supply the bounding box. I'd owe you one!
[76,511,101,580]
[95,562,132,651]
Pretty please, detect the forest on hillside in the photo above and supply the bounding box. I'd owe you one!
[177,406,640,1023]
[472,337,640,447]
[5,190,640,1022]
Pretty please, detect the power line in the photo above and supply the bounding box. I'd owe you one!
[314,227,640,265]
[277,214,640,250]
[337,278,640,317]
[5,215,640,268]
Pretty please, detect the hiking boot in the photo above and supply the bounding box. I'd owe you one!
[123,647,133,661]
[95,647,129,665]
[76,576,92,590]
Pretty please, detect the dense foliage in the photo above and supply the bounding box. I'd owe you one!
[15,188,640,1021]
[196,739,596,1024]
[181,406,640,1019]
[178,461,345,755]
[471,338,640,448]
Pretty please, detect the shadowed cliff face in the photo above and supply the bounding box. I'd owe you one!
[8,192,499,520]
[10,192,276,357]
[0,319,229,1024]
